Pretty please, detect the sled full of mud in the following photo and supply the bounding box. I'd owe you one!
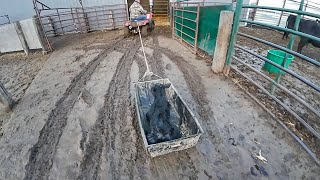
[134,78,204,157]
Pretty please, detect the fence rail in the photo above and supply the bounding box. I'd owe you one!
[33,0,128,51]
[172,2,200,54]
[249,0,320,27]
[226,0,320,165]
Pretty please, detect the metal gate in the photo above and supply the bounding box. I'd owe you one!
[226,0,320,165]
[172,2,200,53]
[33,0,127,51]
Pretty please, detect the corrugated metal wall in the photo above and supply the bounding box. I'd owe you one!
[253,0,320,27]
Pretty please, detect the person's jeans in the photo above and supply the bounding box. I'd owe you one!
[132,15,147,21]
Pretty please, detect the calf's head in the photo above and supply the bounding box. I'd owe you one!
[151,83,171,97]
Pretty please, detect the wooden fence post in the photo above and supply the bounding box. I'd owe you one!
[84,12,90,32]
[48,17,56,36]
[212,11,234,73]
[108,10,115,29]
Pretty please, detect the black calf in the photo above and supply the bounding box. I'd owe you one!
[146,83,181,144]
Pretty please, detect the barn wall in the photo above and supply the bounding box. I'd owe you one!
[253,0,320,27]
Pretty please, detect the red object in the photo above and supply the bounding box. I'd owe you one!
[124,13,153,27]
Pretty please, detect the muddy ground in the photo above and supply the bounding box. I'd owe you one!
[0,52,48,102]
[235,27,320,156]
[0,27,319,179]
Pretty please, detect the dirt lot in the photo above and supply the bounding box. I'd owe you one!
[0,27,319,179]
[0,52,48,102]
[234,27,320,157]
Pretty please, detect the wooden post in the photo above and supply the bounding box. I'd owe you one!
[303,0,308,18]
[84,12,89,32]
[278,0,287,26]
[71,8,77,32]
[57,9,64,34]
[48,17,56,36]
[75,8,83,33]
[252,0,259,21]
[0,82,15,112]
[108,10,115,29]
[95,8,100,29]
[212,11,234,73]
[14,21,30,55]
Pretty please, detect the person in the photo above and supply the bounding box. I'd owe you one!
[129,0,147,21]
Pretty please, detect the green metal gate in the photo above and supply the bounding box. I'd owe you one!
[172,3,233,54]
[172,3,200,53]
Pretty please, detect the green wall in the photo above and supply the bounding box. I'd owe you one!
[174,5,233,55]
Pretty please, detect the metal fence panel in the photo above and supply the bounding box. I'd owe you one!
[39,4,126,37]
[173,3,232,55]
[253,0,320,27]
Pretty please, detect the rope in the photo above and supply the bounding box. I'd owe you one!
[137,26,162,82]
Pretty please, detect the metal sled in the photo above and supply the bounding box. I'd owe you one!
[134,78,204,157]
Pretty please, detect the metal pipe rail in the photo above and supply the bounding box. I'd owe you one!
[226,0,320,165]
[230,65,320,166]
[243,5,320,19]
[230,63,320,140]
[241,19,320,43]
[45,24,75,33]
[237,32,320,67]
[235,45,320,93]
[40,8,125,19]
[173,9,198,14]
[233,56,320,120]
[44,17,125,31]
[174,28,195,40]
[174,15,196,22]
[174,21,196,32]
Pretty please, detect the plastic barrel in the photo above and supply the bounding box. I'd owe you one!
[263,50,294,74]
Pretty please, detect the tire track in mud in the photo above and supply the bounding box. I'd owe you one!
[129,55,154,178]
[151,37,234,172]
[152,40,212,123]
[134,54,147,79]
[150,37,165,77]
[78,39,139,180]
[23,39,123,180]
